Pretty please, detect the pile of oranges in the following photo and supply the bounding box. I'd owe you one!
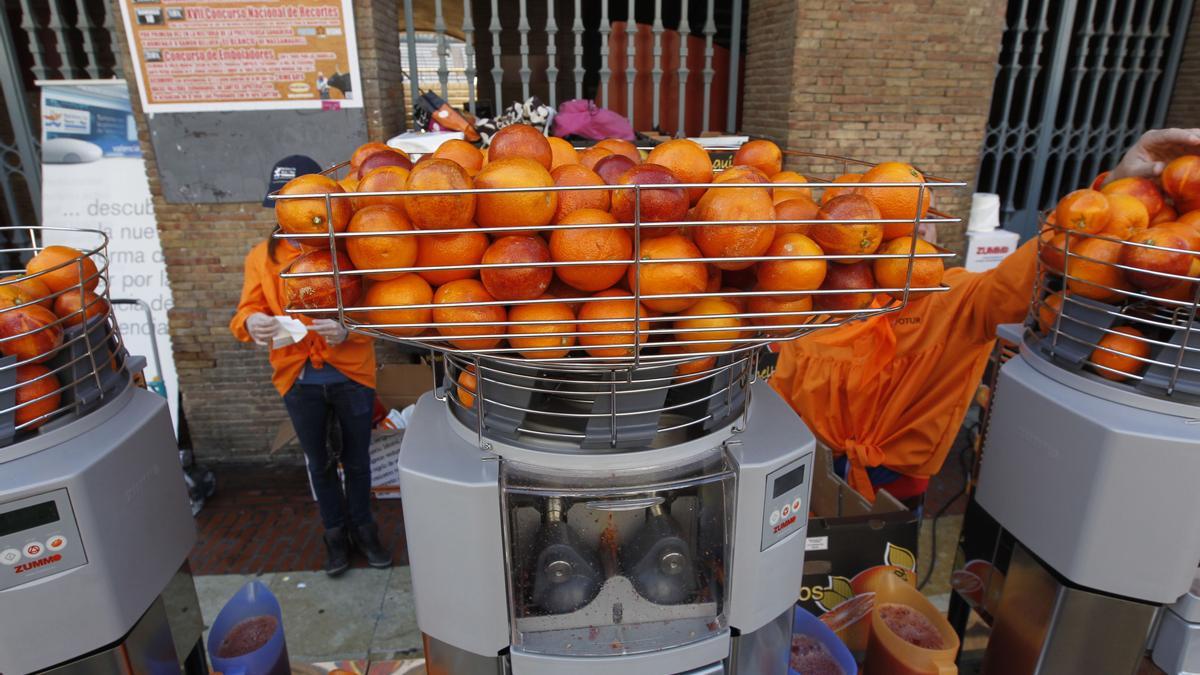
[274,126,948,369]
[0,244,110,431]
[1036,157,1200,384]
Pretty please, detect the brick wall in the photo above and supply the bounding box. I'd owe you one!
[355,0,406,139]
[742,0,1009,255]
[113,0,405,461]
[741,0,798,144]
[1167,2,1200,128]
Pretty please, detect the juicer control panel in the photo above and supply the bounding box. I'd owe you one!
[0,488,86,591]
[761,457,808,551]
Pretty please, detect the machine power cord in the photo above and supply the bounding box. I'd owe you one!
[917,419,980,591]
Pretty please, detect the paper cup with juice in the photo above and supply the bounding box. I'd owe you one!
[831,564,919,652]
[865,577,960,675]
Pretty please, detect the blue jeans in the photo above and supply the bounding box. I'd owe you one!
[282,379,376,530]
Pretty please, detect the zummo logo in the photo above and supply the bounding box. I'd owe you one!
[14,553,62,574]
[975,245,1011,255]
[125,463,160,503]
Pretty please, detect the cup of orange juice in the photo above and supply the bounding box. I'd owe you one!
[864,579,960,675]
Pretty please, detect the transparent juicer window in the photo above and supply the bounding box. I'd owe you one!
[500,449,734,658]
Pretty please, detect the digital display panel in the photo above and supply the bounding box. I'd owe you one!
[772,464,806,499]
[0,501,60,537]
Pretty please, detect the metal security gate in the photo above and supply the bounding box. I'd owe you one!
[978,0,1195,238]
[0,0,120,236]
[0,3,40,233]
[401,0,747,137]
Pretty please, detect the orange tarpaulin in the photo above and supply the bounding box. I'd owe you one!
[771,239,1039,501]
[230,241,376,395]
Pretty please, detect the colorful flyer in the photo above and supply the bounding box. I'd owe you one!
[117,0,362,112]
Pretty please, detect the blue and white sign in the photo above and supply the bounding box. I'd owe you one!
[37,80,179,431]
[40,82,143,160]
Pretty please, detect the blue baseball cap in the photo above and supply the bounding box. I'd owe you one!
[264,154,323,207]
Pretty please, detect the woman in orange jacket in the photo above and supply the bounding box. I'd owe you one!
[770,129,1200,504]
[231,234,391,576]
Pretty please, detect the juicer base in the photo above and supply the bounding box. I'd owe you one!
[982,545,1157,675]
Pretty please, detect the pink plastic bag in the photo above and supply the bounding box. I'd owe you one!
[552,99,636,141]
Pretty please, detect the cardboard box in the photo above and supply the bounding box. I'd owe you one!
[758,344,781,381]
[798,444,920,616]
[302,429,406,500]
[375,362,437,410]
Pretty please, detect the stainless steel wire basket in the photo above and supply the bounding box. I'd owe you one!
[1028,218,1200,402]
[0,226,132,449]
[274,149,961,371]
[271,147,963,450]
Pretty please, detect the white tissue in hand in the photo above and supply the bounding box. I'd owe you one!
[254,316,309,348]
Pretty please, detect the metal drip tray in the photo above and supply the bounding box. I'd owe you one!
[446,353,753,453]
[515,412,696,453]
[515,575,721,657]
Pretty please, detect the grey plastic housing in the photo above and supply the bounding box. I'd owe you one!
[0,386,194,675]
[399,392,512,658]
[976,351,1200,603]
[398,381,813,668]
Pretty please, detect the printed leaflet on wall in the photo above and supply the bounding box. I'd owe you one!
[116,0,363,113]
[37,80,180,431]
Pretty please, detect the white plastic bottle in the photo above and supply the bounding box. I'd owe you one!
[964,193,1021,272]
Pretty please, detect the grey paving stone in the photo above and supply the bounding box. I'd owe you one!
[267,569,391,662]
[370,566,422,658]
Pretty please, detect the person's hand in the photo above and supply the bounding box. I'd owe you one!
[245,312,276,343]
[310,318,348,346]
[1107,128,1200,183]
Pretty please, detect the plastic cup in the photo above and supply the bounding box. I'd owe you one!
[791,606,857,675]
[864,579,959,675]
[207,580,290,675]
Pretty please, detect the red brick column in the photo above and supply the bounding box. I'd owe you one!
[113,0,405,460]
[354,0,406,140]
[742,0,1008,254]
[740,0,798,145]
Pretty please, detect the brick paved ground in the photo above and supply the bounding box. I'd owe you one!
[190,463,409,575]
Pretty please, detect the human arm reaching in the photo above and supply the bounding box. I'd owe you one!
[1104,128,1200,183]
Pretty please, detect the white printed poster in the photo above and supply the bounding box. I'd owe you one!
[117,0,362,113]
[37,80,179,431]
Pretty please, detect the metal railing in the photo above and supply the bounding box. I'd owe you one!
[403,0,745,134]
[15,0,121,81]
